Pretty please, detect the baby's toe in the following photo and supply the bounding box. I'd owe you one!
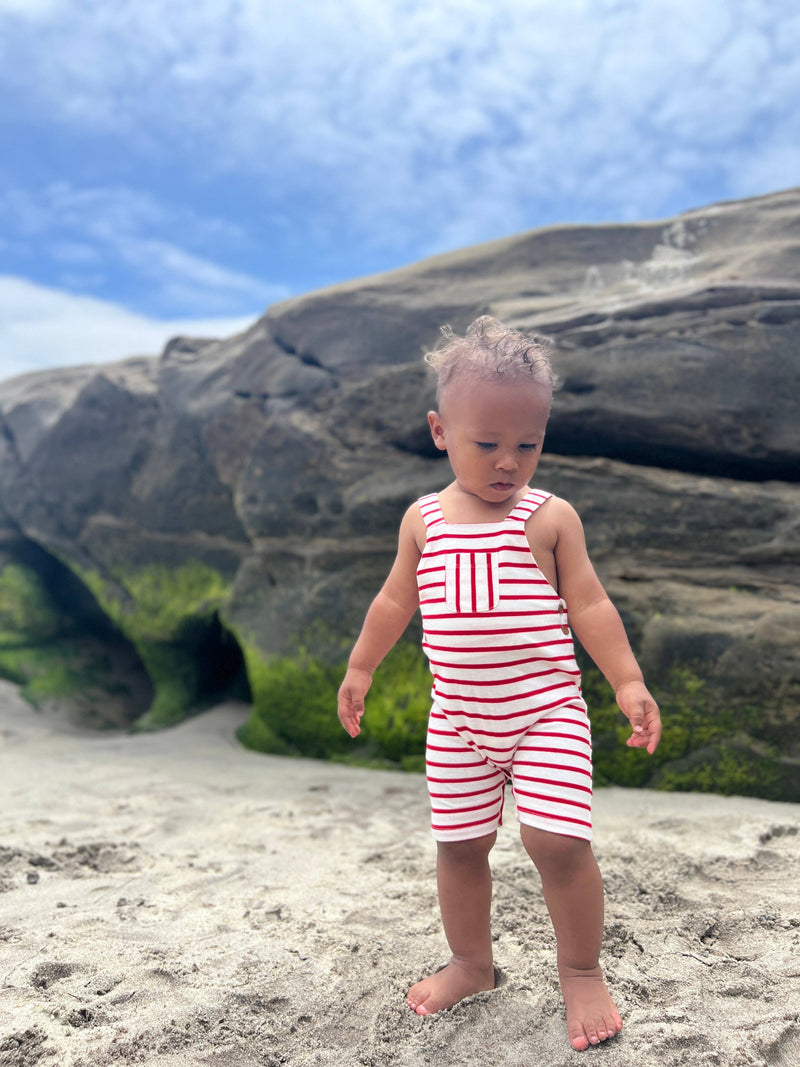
[567,1022,590,1051]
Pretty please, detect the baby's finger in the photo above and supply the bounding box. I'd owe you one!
[338,692,363,737]
[626,706,645,736]
[645,705,662,754]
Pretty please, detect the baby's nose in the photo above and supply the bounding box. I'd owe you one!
[496,452,518,471]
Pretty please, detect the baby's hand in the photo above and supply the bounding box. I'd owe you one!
[337,668,373,738]
[615,681,661,754]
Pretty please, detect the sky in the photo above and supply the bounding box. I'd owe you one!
[1,0,799,380]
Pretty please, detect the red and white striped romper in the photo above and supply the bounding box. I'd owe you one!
[416,489,593,843]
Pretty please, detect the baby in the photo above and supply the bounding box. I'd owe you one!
[337,316,661,1051]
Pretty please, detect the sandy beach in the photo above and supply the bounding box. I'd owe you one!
[1,678,799,1067]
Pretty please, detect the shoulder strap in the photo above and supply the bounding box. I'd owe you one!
[507,489,552,524]
[418,493,445,529]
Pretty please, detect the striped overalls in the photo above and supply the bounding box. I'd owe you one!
[416,490,593,842]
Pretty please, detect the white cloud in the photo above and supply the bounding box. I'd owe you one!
[1,0,798,261]
[0,182,288,316]
[0,276,259,382]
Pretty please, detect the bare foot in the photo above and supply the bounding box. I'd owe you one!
[558,965,623,1051]
[406,959,495,1016]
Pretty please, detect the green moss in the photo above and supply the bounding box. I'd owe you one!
[237,637,432,767]
[75,562,229,642]
[654,745,781,798]
[0,641,89,707]
[69,561,231,726]
[584,654,779,797]
[237,710,290,755]
[0,563,63,645]
[128,640,204,730]
[236,635,790,798]
[239,640,349,759]
[0,560,85,707]
[356,642,431,762]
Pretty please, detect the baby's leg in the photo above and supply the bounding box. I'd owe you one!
[406,831,497,1016]
[521,826,622,1050]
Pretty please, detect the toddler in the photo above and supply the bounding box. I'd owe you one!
[337,316,661,1051]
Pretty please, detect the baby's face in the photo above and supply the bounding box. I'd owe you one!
[428,376,551,506]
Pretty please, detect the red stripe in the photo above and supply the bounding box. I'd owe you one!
[516,793,593,815]
[434,698,576,720]
[434,714,580,737]
[434,666,576,686]
[514,746,592,765]
[517,731,590,747]
[431,797,500,816]
[423,609,557,620]
[431,812,501,832]
[513,759,592,779]
[425,529,512,543]
[426,771,502,784]
[425,757,488,768]
[422,546,534,561]
[429,654,577,672]
[515,805,591,830]
[514,774,592,796]
[434,680,574,706]
[429,785,501,799]
[423,625,568,637]
[426,743,480,753]
[423,639,574,653]
[498,580,551,587]
[513,789,591,812]
[485,551,493,608]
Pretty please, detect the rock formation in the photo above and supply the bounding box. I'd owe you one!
[1,188,798,796]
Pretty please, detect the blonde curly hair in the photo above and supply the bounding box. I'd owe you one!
[424,315,557,402]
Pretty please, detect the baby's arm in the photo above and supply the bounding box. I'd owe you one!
[337,504,424,738]
[550,499,662,754]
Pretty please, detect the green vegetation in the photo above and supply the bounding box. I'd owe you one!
[237,634,787,798]
[238,637,430,771]
[76,562,229,642]
[68,561,232,728]
[0,563,63,643]
[0,640,85,707]
[0,562,75,705]
[583,656,783,798]
[0,562,112,716]
[2,554,789,799]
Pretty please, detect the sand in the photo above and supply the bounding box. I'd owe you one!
[1,679,799,1067]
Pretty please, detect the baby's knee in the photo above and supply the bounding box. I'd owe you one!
[437,831,496,865]
[520,824,591,873]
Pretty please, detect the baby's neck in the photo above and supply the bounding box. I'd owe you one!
[438,482,530,524]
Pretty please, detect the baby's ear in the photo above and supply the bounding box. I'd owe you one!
[427,410,447,451]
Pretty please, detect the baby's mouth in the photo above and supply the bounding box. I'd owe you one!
[491,481,514,491]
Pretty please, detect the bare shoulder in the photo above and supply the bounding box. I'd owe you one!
[400,500,428,555]
[527,493,585,544]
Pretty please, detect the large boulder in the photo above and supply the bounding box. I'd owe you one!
[0,188,798,794]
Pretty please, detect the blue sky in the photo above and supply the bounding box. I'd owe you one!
[1,0,799,380]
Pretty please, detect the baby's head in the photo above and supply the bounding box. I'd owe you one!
[424,315,557,409]
[424,318,556,503]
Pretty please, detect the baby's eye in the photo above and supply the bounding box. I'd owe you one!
[476,442,496,450]
[519,443,540,452]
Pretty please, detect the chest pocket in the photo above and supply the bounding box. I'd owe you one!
[445,551,500,613]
